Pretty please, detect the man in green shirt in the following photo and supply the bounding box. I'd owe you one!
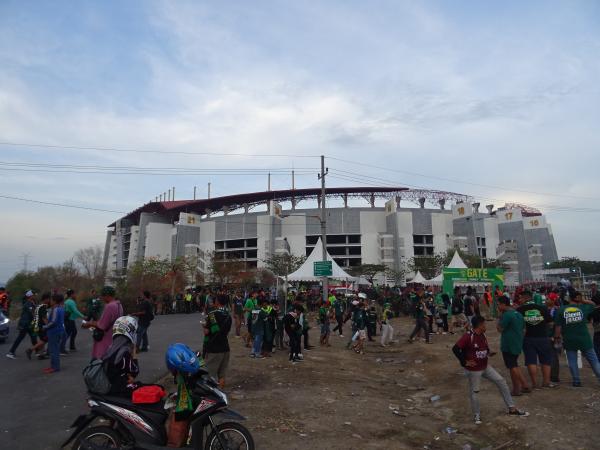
[61,289,84,353]
[243,292,258,348]
[554,291,600,387]
[85,289,103,321]
[497,296,530,395]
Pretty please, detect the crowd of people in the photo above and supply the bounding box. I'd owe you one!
[2,279,599,426]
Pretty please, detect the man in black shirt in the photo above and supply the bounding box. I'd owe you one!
[517,290,554,388]
[132,291,154,352]
[203,295,232,388]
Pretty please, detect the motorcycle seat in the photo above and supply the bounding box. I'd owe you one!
[93,394,168,416]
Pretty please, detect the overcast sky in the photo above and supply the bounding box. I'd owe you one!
[1,1,599,283]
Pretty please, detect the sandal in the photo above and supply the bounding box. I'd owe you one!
[508,408,529,417]
[542,383,558,389]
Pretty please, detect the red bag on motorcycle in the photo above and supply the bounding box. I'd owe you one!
[132,385,166,404]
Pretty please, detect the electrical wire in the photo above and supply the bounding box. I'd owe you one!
[0,141,320,158]
[328,156,600,202]
[0,194,127,214]
[327,171,600,213]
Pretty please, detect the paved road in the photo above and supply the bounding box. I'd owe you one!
[1,313,204,450]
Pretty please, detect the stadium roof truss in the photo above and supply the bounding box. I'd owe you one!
[109,187,473,227]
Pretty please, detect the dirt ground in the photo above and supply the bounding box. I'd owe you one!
[218,314,600,450]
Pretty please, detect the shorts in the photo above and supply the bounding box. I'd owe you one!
[502,351,520,369]
[320,323,330,336]
[204,351,230,380]
[523,336,553,366]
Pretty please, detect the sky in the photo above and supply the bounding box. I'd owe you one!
[0,0,599,282]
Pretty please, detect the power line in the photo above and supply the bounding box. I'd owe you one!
[0,194,127,214]
[0,160,317,172]
[0,141,320,158]
[327,172,600,213]
[0,167,317,177]
[328,156,600,202]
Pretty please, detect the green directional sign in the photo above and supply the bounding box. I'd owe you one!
[314,261,333,277]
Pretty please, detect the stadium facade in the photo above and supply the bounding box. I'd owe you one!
[103,187,558,285]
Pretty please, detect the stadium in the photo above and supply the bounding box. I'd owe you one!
[103,186,558,285]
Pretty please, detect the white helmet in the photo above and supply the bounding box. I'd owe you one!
[112,316,138,343]
[358,293,367,300]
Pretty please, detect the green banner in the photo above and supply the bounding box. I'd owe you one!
[442,268,504,295]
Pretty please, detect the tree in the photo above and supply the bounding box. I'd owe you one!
[262,253,306,277]
[444,248,503,270]
[408,254,446,280]
[347,264,388,284]
[75,245,105,283]
[207,251,247,287]
[548,257,600,276]
[385,266,407,286]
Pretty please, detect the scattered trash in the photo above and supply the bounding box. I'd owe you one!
[430,395,441,402]
[434,436,440,441]
[375,358,383,363]
[445,427,458,434]
[351,433,362,439]
[388,404,400,411]
[414,359,423,364]
[344,422,352,426]
[299,433,308,437]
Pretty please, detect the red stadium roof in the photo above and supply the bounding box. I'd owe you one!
[109,186,409,227]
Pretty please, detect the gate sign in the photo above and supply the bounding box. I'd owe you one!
[314,261,333,277]
[442,267,504,295]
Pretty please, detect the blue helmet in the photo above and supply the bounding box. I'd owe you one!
[165,343,201,375]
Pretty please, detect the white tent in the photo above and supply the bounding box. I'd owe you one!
[447,252,468,269]
[409,271,427,284]
[287,238,356,281]
[428,273,444,286]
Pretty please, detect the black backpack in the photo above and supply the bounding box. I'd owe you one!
[82,359,111,394]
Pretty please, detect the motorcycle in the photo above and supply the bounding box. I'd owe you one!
[0,310,9,343]
[62,368,254,450]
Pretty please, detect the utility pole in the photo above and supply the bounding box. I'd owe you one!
[318,155,329,304]
[193,186,196,200]
[208,182,211,199]
[21,253,30,272]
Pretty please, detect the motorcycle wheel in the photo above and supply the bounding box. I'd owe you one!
[72,426,123,450]
[204,421,255,450]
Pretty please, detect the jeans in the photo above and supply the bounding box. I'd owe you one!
[136,323,149,350]
[381,323,394,346]
[594,333,600,361]
[9,327,37,354]
[441,314,449,332]
[61,319,77,351]
[252,334,263,356]
[566,348,600,384]
[409,318,430,342]
[48,332,63,371]
[333,315,344,335]
[288,333,301,360]
[465,365,514,416]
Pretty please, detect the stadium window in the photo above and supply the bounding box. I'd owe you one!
[306,235,319,245]
[327,235,346,245]
[348,235,361,244]
[413,234,434,257]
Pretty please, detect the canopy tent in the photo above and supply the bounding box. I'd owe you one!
[286,238,356,282]
[409,271,427,284]
[447,252,468,269]
[427,273,444,286]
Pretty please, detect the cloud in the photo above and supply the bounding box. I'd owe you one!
[0,0,599,282]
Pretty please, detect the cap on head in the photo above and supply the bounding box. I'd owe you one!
[25,290,34,298]
[101,286,116,297]
[65,288,75,297]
